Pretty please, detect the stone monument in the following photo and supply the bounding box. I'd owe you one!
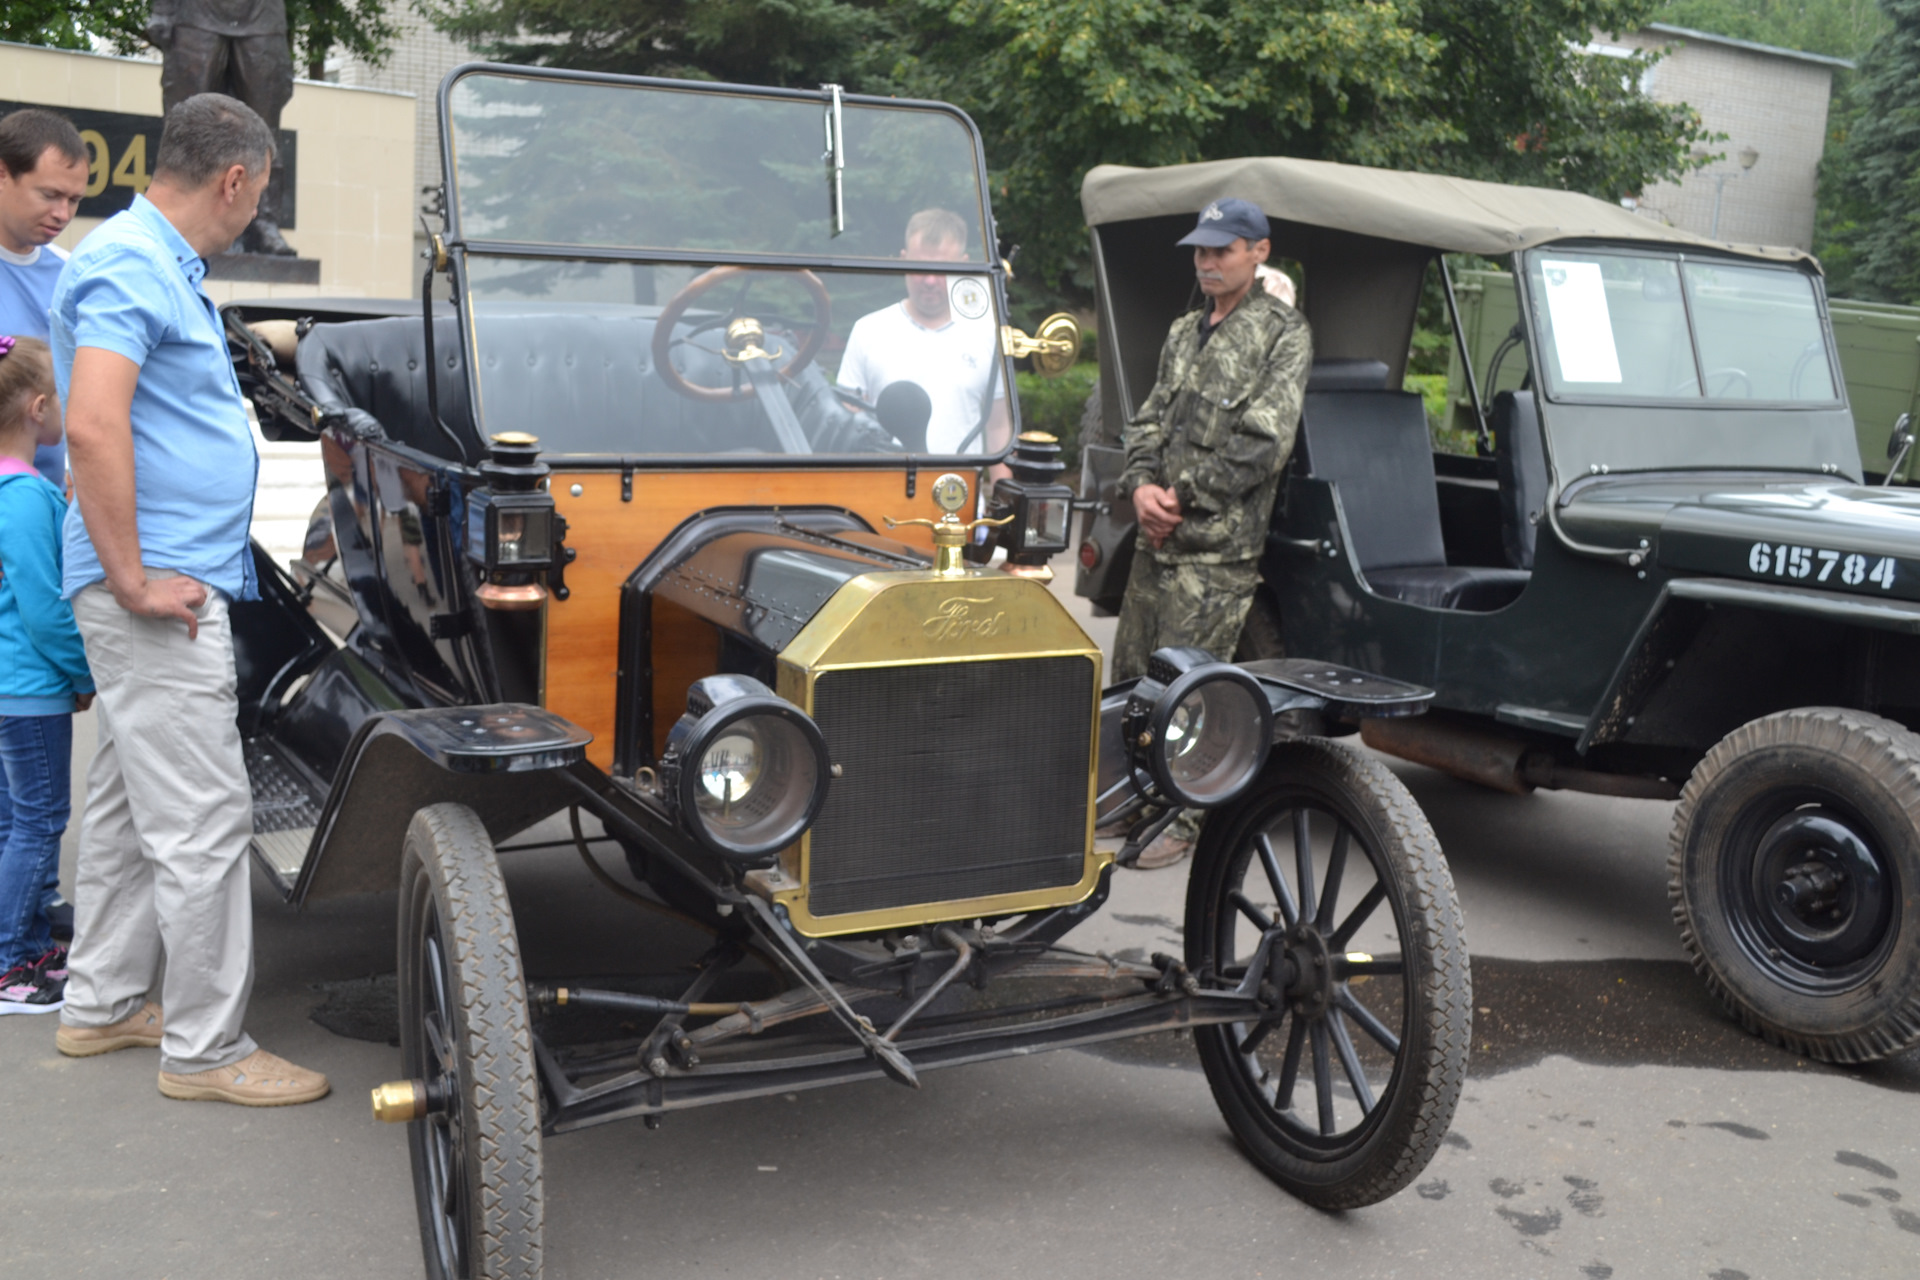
[146,0,297,257]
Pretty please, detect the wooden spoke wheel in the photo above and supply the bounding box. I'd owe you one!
[399,804,544,1279]
[1186,738,1471,1209]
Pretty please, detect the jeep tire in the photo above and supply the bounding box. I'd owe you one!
[1671,707,1920,1064]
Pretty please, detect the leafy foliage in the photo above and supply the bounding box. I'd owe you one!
[1015,362,1099,471]
[1656,0,1888,60]
[0,0,397,78]
[290,0,401,78]
[0,0,150,53]
[1820,0,1920,303]
[894,0,1710,301]
[421,0,896,85]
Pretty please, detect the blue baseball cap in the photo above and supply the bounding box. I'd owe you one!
[1177,197,1271,247]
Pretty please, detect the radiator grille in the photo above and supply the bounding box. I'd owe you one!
[805,655,1094,919]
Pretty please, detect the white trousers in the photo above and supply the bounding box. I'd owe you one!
[61,579,258,1074]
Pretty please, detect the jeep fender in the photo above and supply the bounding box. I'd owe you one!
[1582,577,1920,757]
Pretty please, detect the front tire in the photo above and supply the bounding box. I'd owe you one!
[399,804,544,1279]
[1186,738,1471,1208]
[1670,707,1920,1063]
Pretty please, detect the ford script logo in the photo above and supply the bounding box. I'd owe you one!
[924,596,1007,641]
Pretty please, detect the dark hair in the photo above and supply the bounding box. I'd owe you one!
[0,108,86,179]
[154,93,275,188]
[0,336,56,440]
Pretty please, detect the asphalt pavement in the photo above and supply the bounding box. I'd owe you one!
[4,576,1918,1279]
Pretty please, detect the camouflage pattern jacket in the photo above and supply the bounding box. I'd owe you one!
[1118,290,1312,564]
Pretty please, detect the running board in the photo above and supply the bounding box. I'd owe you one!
[243,739,326,898]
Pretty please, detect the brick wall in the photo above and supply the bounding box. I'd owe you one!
[1611,29,1837,251]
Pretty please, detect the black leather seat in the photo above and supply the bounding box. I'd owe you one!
[297,314,481,460]
[1300,385,1530,612]
[1492,390,1549,571]
[1306,358,1392,391]
[296,310,834,461]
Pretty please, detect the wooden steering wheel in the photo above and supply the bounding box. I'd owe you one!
[650,265,832,404]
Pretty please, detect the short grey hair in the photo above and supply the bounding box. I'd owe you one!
[154,94,275,188]
[905,208,970,251]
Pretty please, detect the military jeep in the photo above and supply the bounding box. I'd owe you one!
[220,68,1472,1278]
[1077,157,1920,1066]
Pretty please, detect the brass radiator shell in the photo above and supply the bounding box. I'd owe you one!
[753,571,1106,937]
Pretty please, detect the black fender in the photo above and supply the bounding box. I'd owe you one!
[1096,656,1432,805]
[291,703,591,903]
[1581,576,1920,761]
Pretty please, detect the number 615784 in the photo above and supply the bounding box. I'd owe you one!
[1749,541,1896,590]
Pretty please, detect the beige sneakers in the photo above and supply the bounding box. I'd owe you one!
[158,1049,330,1107]
[1133,833,1194,870]
[55,1001,164,1057]
[59,1009,329,1107]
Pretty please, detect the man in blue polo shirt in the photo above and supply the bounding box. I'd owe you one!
[50,93,327,1106]
[0,110,86,489]
[0,109,88,942]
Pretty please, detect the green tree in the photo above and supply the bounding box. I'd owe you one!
[1823,0,1920,303]
[427,0,1711,302]
[895,0,1708,296]
[1655,0,1887,60]
[0,0,396,79]
[421,0,896,86]
[291,0,402,80]
[0,1,150,52]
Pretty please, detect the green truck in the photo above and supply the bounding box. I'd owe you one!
[1446,269,1920,480]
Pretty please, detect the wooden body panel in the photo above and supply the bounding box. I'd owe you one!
[546,469,945,770]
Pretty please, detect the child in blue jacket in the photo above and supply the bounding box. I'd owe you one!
[0,334,93,1013]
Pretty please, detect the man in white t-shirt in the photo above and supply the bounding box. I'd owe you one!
[837,208,1009,462]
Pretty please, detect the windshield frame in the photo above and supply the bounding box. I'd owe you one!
[432,62,1020,469]
[1515,242,1846,414]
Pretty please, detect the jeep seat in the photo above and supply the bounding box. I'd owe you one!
[1492,389,1549,571]
[1300,378,1531,612]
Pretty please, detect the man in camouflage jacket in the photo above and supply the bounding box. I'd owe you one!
[1113,197,1313,866]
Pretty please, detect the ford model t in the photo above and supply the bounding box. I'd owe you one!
[1077,157,1920,1066]
[221,69,1470,1277]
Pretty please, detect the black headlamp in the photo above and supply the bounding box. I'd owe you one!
[660,675,832,860]
[1123,646,1273,808]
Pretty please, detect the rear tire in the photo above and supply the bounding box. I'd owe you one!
[1186,739,1471,1208]
[399,804,544,1279]
[1671,707,1920,1064]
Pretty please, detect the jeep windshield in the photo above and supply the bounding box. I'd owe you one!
[440,67,1008,461]
[1523,248,1841,408]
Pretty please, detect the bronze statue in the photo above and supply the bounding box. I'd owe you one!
[147,0,296,255]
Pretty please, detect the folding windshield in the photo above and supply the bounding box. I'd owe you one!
[439,68,1007,459]
[443,70,990,262]
[1524,249,1839,406]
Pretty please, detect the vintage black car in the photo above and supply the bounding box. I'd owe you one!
[1076,157,1920,1066]
[221,68,1472,1278]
